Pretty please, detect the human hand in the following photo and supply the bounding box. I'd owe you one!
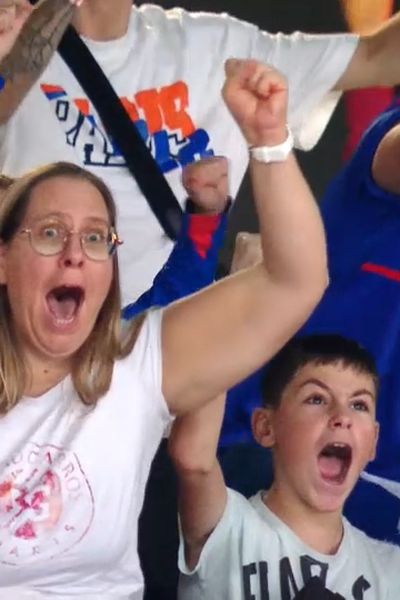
[230,232,262,274]
[0,1,33,61]
[0,0,84,64]
[182,156,229,214]
[222,58,288,147]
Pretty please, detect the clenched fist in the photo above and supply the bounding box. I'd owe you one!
[182,156,229,214]
[222,59,288,148]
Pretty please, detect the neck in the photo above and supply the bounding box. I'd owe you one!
[24,354,71,398]
[72,0,133,41]
[264,483,344,555]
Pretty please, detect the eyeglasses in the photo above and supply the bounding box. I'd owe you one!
[19,220,123,262]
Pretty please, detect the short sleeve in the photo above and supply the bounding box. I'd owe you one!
[251,31,359,149]
[125,309,173,434]
[372,539,400,600]
[178,488,250,578]
[172,9,358,150]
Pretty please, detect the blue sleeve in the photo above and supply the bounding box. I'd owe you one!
[320,101,400,281]
[121,209,228,320]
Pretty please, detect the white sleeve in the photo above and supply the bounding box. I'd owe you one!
[385,546,400,600]
[179,10,358,150]
[251,30,359,150]
[126,308,173,434]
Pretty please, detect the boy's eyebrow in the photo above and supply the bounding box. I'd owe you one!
[296,378,375,400]
[349,388,376,400]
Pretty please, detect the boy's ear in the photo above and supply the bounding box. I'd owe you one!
[252,407,276,448]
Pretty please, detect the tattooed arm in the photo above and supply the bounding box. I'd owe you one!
[0,0,81,124]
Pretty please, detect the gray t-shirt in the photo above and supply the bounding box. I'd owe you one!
[179,488,400,599]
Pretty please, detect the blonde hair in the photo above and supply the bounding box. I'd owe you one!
[0,162,143,414]
[0,174,14,194]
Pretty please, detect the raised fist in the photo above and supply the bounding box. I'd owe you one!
[222,58,288,147]
[182,156,229,214]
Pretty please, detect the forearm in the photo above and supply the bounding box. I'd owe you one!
[371,124,400,194]
[251,152,327,296]
[163,62,329,414]
[0,0,75,123]
[169,394,226,474]
[340,0,393,32]
[337,10,400,89]
[178,461,226,571]
[169,395,227,569]
[224,61,327,298]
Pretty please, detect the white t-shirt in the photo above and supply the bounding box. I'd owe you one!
[0,5,358,305]
[178,489,400,599]
[0,310,172,599]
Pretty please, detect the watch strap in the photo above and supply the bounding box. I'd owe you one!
[249,126,294,163]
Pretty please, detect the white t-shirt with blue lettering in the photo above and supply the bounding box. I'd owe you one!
[0,5,358,305]
[179,488,400,600]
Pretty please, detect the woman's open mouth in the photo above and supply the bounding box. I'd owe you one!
[46,285,85,327]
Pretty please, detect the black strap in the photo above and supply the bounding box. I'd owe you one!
[58,25,183,240]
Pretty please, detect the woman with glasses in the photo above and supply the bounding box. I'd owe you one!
[0,58,327,599]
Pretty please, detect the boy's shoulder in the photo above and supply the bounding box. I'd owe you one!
[229,488,276,525]
[245,492,400,568]
[344,518,400,570]
[226,488,268,523]
[222,488,280,543]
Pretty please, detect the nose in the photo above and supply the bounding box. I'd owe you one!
[59,232,84,268]
[328,406,352,430]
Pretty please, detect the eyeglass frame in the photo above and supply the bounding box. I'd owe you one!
[18,223,123,262]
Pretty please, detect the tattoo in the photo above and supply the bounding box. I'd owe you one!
[0,0,75,120]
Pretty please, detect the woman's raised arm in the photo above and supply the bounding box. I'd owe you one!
[162,59,328,416]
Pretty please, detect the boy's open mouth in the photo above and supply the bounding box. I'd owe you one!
[46,285,85,324]
[318,443,352,485]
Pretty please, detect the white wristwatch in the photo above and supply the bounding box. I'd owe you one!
[249,126,294,164]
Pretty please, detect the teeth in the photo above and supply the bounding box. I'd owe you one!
[320,443,352,461]
[53,317,75,326]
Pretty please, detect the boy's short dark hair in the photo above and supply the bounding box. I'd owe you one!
[261,334,378,409]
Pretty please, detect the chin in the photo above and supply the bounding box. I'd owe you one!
[310,480,354,515]
[38,333,88,362]
[312,495,345,514]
